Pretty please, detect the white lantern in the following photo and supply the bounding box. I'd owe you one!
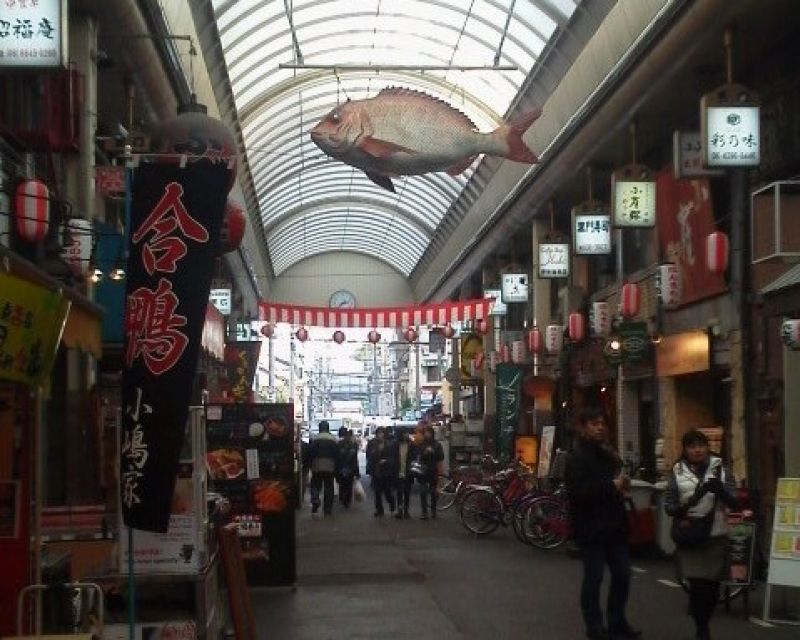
[511,340,526,364]
[60,218,93,276]
[781,319,800,350]
[546,325,563,353]
[657,263,682,309]
[591,302,610,337]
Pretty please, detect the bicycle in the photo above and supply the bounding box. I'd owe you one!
[459,461,535,536]
[438,455,501,511]
[516,484,571,549]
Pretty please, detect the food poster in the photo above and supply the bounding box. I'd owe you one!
[205,403,296,586]
[770,478,800,561]
[120,463,202,575]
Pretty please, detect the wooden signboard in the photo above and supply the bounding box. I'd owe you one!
[218,524,256,640]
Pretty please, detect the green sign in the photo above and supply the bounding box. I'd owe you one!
[604,321,648,365]
[495,363,522,460]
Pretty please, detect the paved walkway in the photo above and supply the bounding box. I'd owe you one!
[251,489,799,640]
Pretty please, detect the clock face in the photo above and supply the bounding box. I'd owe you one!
[329,289,356,309]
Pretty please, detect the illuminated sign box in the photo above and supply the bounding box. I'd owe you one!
[484,288,507,316]
[538,243,570,278]
[0,0,67,68]
[501,273,528,303]
[209,288,232,315]
[573,213,611,255]
[704,106,760,167]
[613,178,656,228]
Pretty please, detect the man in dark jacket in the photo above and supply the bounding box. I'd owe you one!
[307,421,339,516]
[366,427,397,516]
[565,407,641,640]
[417,425,445,520]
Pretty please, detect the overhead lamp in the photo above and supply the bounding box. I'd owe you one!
[109,265,126,281]
[89,266,103,283]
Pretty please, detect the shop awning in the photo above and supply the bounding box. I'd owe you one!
[761,263,800,295]
[61,303,103,359]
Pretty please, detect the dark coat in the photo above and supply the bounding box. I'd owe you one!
[564,438,627,545]
[393,440,419,478]
[366,437,398,479]
[337,439,361,479]
[416,439,444,480]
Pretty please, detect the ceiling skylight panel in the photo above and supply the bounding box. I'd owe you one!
[515,1,559,35]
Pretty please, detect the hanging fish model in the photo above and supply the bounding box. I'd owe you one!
[309,88,541,193]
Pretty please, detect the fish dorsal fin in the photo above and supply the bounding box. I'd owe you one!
[376,87,478,131]
[365,171,396,193]
[446,155,477,176]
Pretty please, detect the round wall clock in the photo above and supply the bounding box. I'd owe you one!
[329,289,357,309]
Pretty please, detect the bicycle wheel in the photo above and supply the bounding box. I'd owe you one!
[523,497,570,549]
[511,495,539,544]
[460,488,502,535]
[437,476,460,511]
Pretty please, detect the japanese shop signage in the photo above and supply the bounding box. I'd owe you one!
[223,341,262,403]
[573,214,611,255]
[483,289,506,316]
[704,106,760,167]
[613,176,656,228]
[0,271,69,386]
[121,161,231,532]
[95,166,126,196]
[209,288,232,315]
[0,0,67,68]
[496,363,522,460]
[672,131,723,178]
[538,242,570,278]
[501,273,528,303]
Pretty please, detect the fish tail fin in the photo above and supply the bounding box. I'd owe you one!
[493,109,541,164]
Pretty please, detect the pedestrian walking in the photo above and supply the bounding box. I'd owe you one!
[337,428,360,508]
[307,420,339,516]
[564,407,641,640]
[665,429,737,640]
[394,430,417,519]
[416,425,444,520]
[366,426,397,516]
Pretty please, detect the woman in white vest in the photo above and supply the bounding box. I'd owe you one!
[664,429,738,640]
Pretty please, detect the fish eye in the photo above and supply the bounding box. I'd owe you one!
[329,110,340,123]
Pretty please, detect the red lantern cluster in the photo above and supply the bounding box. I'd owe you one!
[706,231,729,275]
[260,323,274,338]
[568,312,586,342]
[527,327,543,355]
[333,330,346,344]
[621,283,640,318]
[217,199,246,255]
[404,327,418,343]
[368,329,381,344]
[442,324,456,339]
[15,179,50,243]
[295,327,309,342]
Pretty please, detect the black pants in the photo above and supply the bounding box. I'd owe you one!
[310,472,334,514]
[419,476,438,514]
[579,538,631,632]
[372,476,396,514]
[688,579,718,634]
[338,475,354,507]
[396,475,412,513]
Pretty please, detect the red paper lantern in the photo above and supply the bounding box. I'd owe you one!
[527,327,543,354]
[15,179,49,243]
[706,231,729,275]
[545,325,563,353]
[511,340,525,364]
[442,324,456,339]
[568,312,586,342]
[404,327,418,343]
[217,200,246,255]
[60,217,93,276]
[333,330,345,344]
[295,327,309,342]
[475,318,488,335]
[368,329,381,344]
[260,323,274,338]
[621,283,640,318]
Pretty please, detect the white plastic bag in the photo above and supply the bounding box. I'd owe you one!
[353,478,366,502]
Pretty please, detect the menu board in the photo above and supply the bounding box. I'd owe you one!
[766,478,800,588]
[205,403,296,586]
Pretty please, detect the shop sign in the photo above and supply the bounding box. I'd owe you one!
[613,179,656,228]
[672,131,723,178]
[95,166,126,195]
[460,332,483,379]
[656,169,727,305]
[656,263,682,309]
[223,341,262,403]
[537,425,556,479]
[501,273,528,303]
[0,0,67,68]
[574,214,611,255]
[604,322,648,365]
[656,331,709,377]
[704,106,760,167]
[496,363,522,461]
[484,288,507,316]
[209,288,231,315]
[538,242,570,278]
[0,271,70,386]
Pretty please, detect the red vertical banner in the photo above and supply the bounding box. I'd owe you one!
[655,169,727,305]
[223,342,263,403]
[121,162,231,532]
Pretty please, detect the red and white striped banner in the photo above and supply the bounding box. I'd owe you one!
[258,298,493,328]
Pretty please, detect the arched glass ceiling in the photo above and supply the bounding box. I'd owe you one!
[210,0,581,277]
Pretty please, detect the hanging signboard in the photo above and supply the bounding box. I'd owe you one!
[223,341,262,403]
[209,288,232,315]
[537,425,556,479]
[612,165,656,228]
[574,213,611,255]
[700,82,761,168]
[538,242,570,278]
[206,403,296,587]
[0,0,67,68]
[460,333,483,380]
[501,273,529,303]
[0,271,70,386]
[496,363,522,461]
[484,288,507,316]
[672,131,724,178]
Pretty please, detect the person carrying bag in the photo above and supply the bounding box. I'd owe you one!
[664,429,737,640]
